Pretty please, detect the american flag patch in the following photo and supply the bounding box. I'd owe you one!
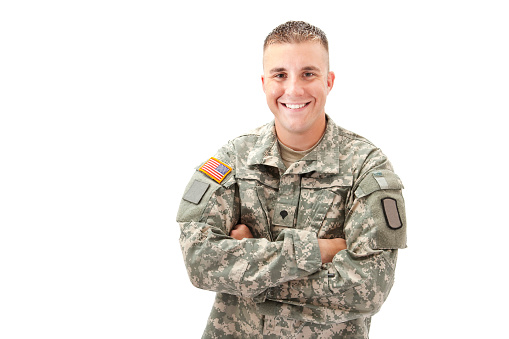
[199,157,232,183]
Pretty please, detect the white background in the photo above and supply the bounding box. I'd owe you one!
[1,1,508,338]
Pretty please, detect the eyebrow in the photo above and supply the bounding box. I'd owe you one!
[269,66,321,73]
[269,67,286,73]
[302,66,320,72]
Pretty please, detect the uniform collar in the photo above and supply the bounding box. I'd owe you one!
[246,123,285,170]
[246,115,341,174]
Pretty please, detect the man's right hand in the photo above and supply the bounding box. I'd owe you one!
[317,238,347,263]
[230,224,254,240]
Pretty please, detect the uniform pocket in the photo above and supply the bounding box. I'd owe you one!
[296,189,338,234]
[236,168,278,241]
[298,174,352,238]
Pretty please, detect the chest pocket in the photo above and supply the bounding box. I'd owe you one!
[235,166,279,241]
[297,174,353,238]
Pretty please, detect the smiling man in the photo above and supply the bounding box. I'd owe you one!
[177,21,407,338]
[262,38,333,151]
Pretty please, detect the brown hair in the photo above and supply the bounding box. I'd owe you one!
[263,21,328,52]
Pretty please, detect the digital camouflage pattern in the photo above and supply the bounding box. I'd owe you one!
[177,117,406,338]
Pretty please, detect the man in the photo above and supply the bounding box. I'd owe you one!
[177,21,406,338]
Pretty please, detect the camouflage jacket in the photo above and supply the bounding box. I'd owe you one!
[177,117,406,338]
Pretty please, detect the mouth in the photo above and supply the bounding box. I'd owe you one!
[281,102,310,109]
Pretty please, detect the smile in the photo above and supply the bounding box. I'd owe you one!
[282,102,310,109]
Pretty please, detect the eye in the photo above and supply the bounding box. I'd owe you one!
[274,73,287,79]
[303,72,315,78]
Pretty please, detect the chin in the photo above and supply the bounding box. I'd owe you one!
[279,119,311,134]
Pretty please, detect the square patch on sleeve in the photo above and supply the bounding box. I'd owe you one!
[381,198,403,229]
[183,180,210,204]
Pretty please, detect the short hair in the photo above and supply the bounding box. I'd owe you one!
[263,21,328,52]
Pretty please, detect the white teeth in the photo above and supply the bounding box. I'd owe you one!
[285,103,306,109]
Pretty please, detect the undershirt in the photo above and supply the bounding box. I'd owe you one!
[277,134,325,169]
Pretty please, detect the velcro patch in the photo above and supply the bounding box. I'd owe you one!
[183,180,210,204]
[199,157,232,183]
[381,198,403,229]
[373,171,389,189]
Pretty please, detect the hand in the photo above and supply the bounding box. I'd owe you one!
[230,224,254,240]
[317,238,347,263]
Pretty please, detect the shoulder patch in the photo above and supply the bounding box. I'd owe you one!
[183,180,210,204]
[199,157,232,183]
[354,169,404,198]
[373,171,389,189]
[381,197,403,229]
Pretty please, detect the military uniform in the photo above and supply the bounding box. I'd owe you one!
[177,117,406,338]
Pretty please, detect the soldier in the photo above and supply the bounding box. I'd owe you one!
[177,21,406,338]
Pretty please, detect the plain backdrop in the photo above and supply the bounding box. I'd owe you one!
[1,1,508,338]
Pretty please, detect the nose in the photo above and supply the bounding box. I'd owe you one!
[285,76,305,97]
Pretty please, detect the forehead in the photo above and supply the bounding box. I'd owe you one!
[263,41,329,71]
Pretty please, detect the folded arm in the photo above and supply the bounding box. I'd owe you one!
[178,171,322,299]
[261,167,407,324]
[231,224,347,264]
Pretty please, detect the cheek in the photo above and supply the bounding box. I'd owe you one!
[312,84,329,101]
[266,85,282,102]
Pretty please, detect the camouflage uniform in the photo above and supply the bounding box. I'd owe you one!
[177,117,406,338]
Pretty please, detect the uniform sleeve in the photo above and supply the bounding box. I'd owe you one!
[177,144,322,299]
[261,155,407,324]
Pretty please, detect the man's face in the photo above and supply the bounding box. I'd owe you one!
[262,41,335,145]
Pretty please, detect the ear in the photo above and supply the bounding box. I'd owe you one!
[327,71,335,94]
[261,74,266,93]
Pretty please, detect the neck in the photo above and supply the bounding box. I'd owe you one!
[276,115,327,151]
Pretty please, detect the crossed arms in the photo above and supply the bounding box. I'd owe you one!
[230,223,346,264]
